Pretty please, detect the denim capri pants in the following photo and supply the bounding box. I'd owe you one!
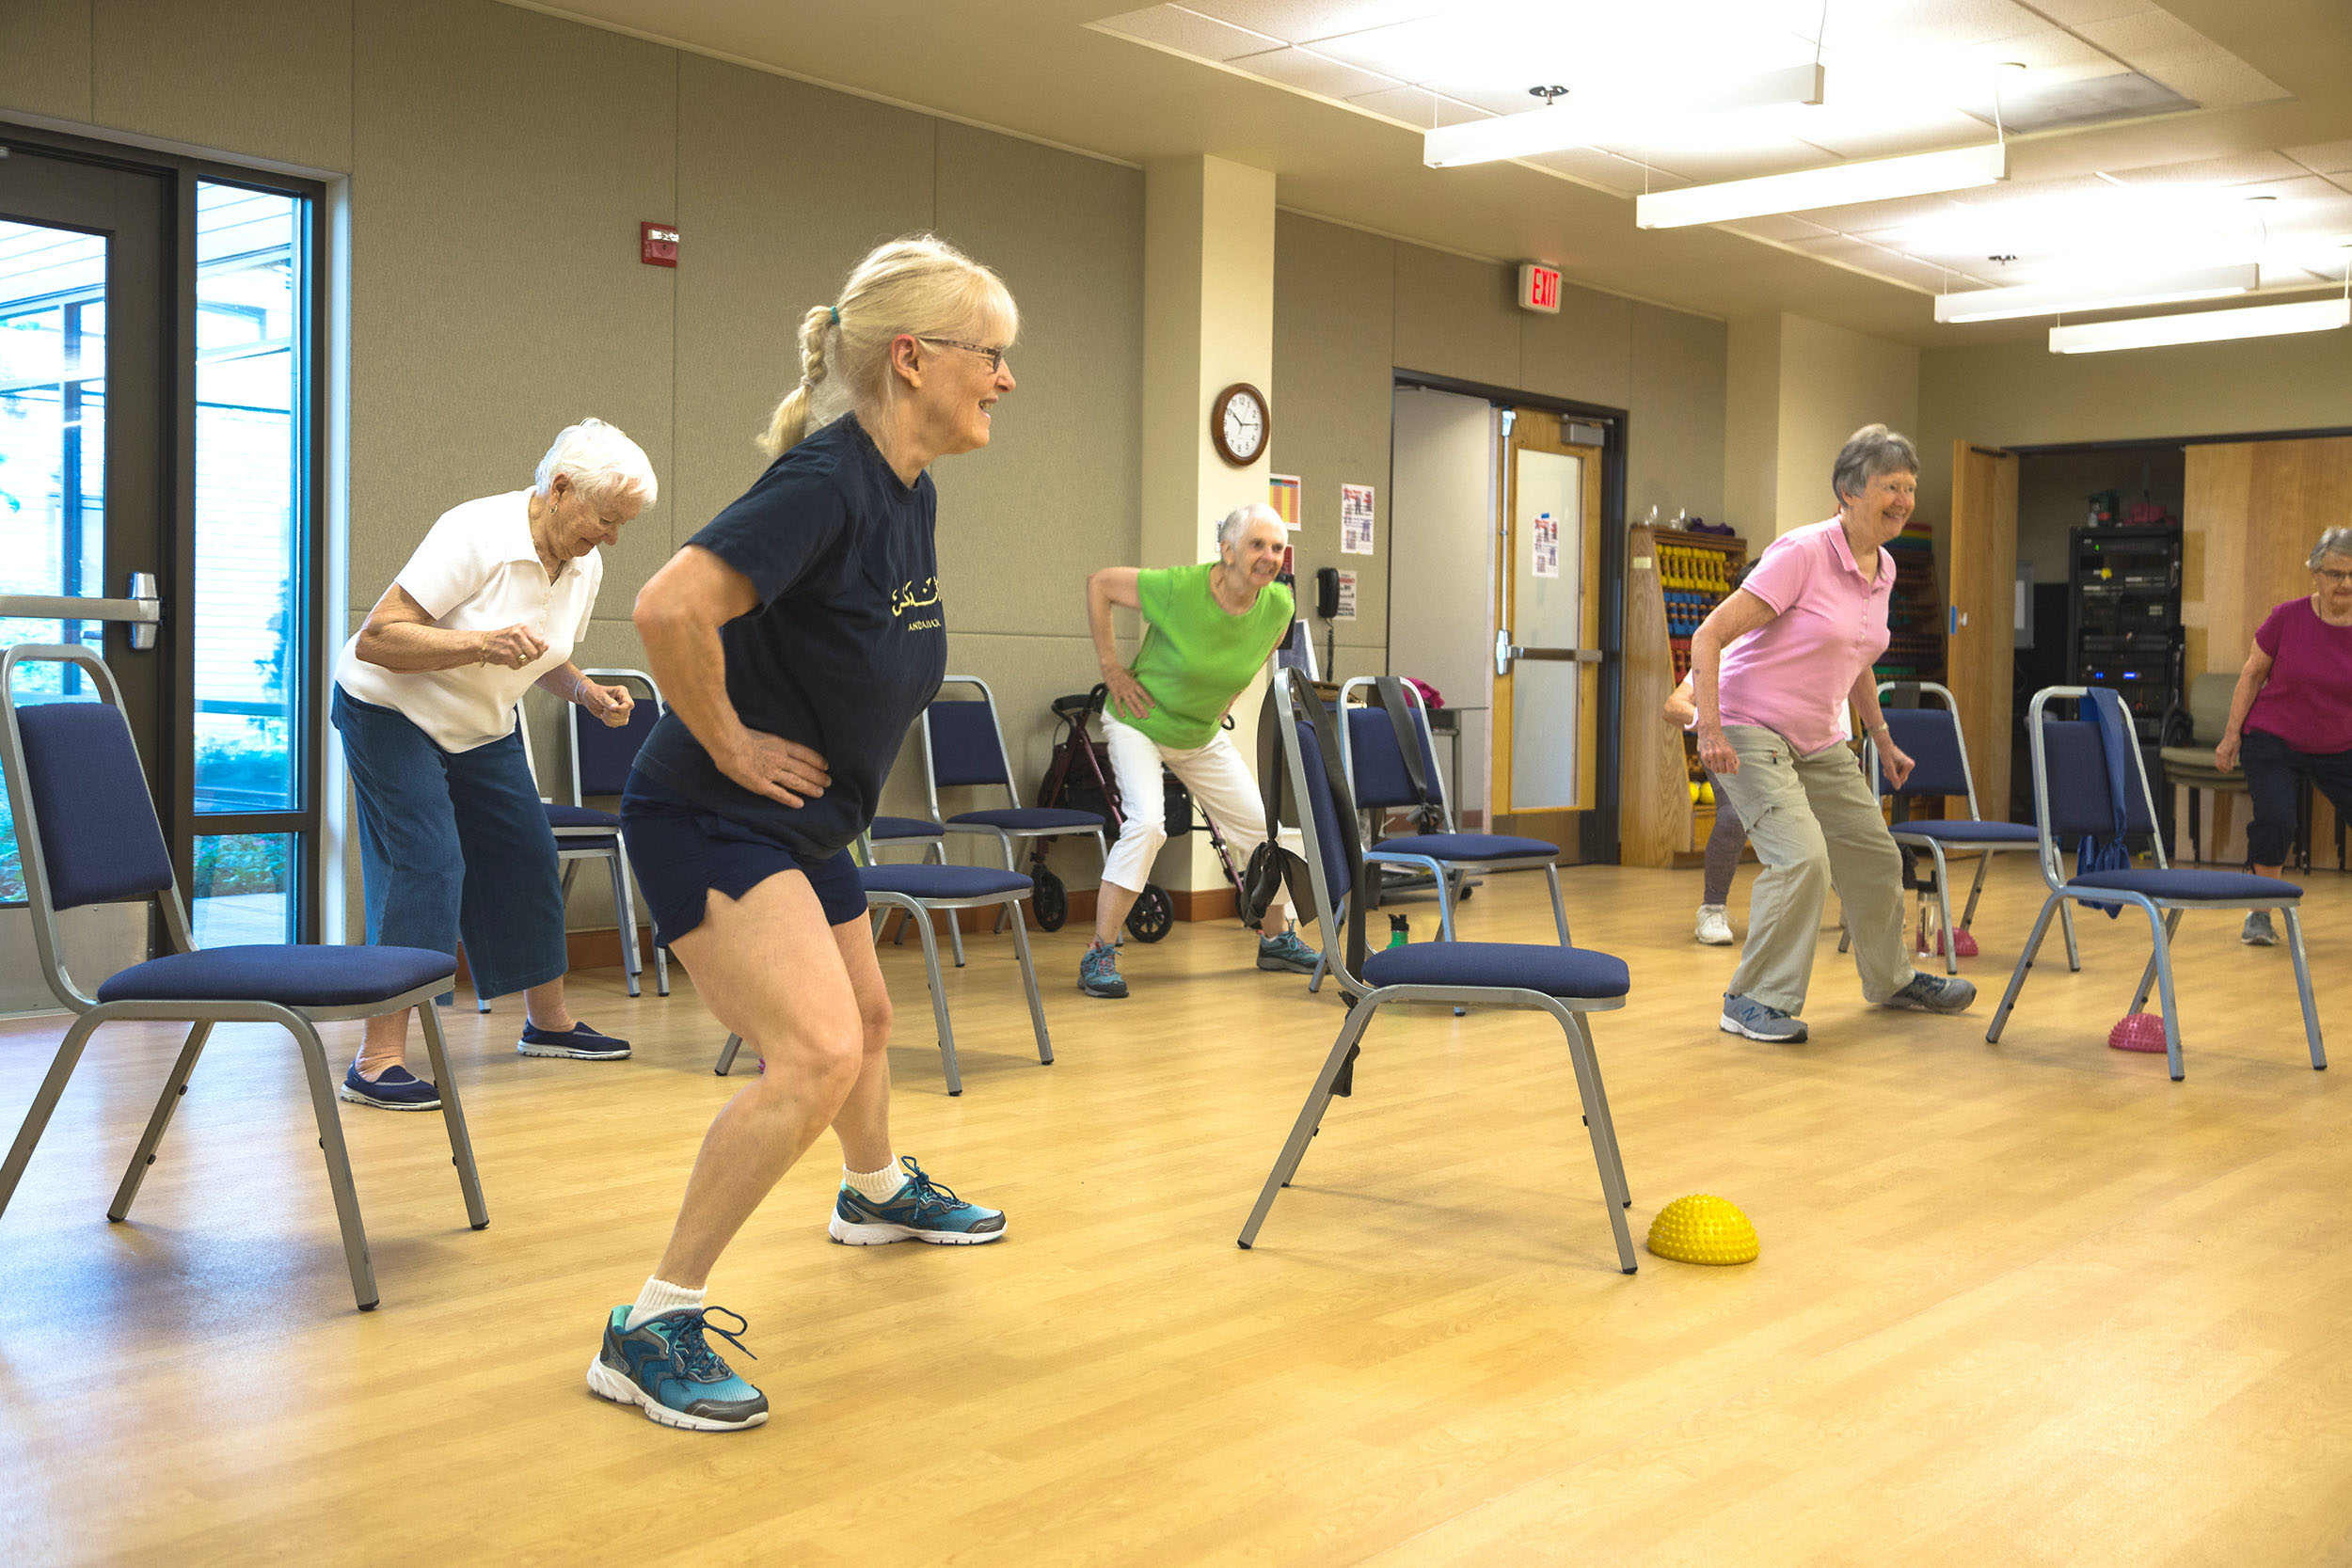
[331,686,567,1002]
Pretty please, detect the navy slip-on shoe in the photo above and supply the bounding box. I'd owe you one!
[517,1021,632,1060]
[338,1060,442,1111]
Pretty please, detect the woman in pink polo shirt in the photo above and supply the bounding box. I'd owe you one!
[2214,526,2352,946]
[1689,424,1977,1042]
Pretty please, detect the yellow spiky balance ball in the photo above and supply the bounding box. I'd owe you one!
[1645,1194,1759,1265]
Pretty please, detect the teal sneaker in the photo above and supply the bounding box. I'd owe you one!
[827,1156,1006,1246]
[1079,940,1127,998]
[1257,930,1321,974]
[585,1305,768,1433]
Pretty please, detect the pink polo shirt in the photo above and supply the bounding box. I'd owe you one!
[1718,518,1894,756]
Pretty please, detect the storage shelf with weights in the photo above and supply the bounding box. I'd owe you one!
[1875,520,1944,683]
[1622,523,1748,868]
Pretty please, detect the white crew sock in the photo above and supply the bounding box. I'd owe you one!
[844,1158,907,1203]
[624,1275,706,1331]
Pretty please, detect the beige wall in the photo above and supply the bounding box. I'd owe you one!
[1723,312,1922,544]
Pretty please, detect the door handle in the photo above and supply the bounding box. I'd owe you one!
[1495,630,1602,674]
[0,572,161,650]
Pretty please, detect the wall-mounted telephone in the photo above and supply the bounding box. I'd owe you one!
[1314,566,1342,621]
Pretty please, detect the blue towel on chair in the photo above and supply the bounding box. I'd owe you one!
[2074,688,2135,916]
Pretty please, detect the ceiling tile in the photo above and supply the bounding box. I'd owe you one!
[1408,75,1555,119]
[2024,0,2156,24]
[2074,10,2289,108]
[2101,150,2313,187]
[1808,0,2054,50]
[1308,14,1483,80]
[1177,1,1443,45]
[1783,231,1965,292]
[1231,45,1401,98]
[1722,214,1840,242]
[1092,5,1287,62]
[1345,86,1486,129]
[1595,136,1841,187]
[2286,142,2352,177]
[1521,149,1692,194]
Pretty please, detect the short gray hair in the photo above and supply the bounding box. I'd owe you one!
[535,417,658,509]
[2308,528,2352,569]
[1831,423,1919,506]
[1216,502,1285,547]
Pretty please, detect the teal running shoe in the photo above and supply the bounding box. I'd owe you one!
[827,1156,1006,1246]
[1078,940,1127,998]
[1256,930,1322,974]
[586,1305,768,1432]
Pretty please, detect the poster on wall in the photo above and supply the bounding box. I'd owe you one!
[1267,473,1301,531]
[1340,483,1375,554]
[1335,569,1358,621]
[1533,511,1560,578]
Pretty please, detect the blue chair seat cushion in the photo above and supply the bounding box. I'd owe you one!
[947,807,1105,832]
[1890,819,2041,845]
[870,816,945,840]
[1370,832,1558,863]
[555,834,619,854]
[95,944,456,1007]
[1362,941,1629,999]
[861,864,1033,901]
[2066,869,2301,902]
[546,803,621,831]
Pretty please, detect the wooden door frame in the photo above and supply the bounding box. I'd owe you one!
[1390,370,1628,863]
[1495,417,1604,837]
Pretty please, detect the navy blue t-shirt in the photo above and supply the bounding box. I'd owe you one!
[629,414,948,860]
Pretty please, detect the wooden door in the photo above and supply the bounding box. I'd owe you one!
[1491,409,1603,853]
[1947,441,2019,816]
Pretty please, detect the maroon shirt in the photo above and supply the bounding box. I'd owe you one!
[2248,596,2352,754]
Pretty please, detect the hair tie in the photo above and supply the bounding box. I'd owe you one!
[828,305,840,325]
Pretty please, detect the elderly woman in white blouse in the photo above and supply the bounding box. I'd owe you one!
[329,419,652,1110]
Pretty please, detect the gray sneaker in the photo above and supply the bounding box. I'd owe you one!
[1882,971,1978,1013]
[1720,993,1807,1042]
[1078,941,1127,998]
[1256,930,1322,974]
[2241,910,2278,946]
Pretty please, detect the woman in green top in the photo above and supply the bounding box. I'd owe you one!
[1079,504,1321,997]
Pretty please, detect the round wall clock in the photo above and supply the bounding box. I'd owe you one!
[1210,382,1269,467]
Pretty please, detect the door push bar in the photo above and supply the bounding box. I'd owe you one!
[0,573,160,651]
[1494,629,1604,675]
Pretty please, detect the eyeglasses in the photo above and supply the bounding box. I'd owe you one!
[916,337,1009,373]
[2318,568,2352,586]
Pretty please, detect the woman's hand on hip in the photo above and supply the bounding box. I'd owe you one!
[2215,733,2242,772]
[723,730,832,808]
[1103,665,1155,721]
[479,624,548,670]
[1696,723,1738,777]
[581,681,635,727]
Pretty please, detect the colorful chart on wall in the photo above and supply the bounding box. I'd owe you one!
[1341,483,1375,554]
[1267,473,1300,531]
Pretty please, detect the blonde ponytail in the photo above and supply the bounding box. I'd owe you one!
[754,234,1017,460]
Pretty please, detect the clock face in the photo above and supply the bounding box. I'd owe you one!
[1213,384,1268,466]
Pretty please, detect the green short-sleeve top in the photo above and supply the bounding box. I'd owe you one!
[1127,562,1295,751]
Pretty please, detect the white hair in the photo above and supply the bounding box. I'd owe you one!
[535,418,658,509]
[1216,503,1285,548]
[2308,528,2352,570]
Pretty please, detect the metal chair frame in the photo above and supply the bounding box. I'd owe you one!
[918,675,1109,937]
[1986,686,2326,1082]
[713,835,1051,1097]
[1237,673,1637,1273]
[0,645,486,1311]
[505,693,652,1009]
[564,666,670,998]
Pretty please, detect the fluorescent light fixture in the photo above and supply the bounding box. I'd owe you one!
[1422,63,1823,168]
[1635,141,2005,229]
[1935,263,2260,324]
[2048,296,2351,354]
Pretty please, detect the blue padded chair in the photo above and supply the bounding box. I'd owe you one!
[919,676,1108,937]
[1862,680,2059,975]
[565,667,669,997]
[870,813,967,968]
[0,645,486,1311]
[1236,670,1637,1273]
[1986,686,2325,1082]
[712,834,1051,1097]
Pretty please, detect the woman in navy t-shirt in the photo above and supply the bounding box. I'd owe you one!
[2216,526,2352,946]
[585,235,1018,1433]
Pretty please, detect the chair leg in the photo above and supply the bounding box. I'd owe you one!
[561,861,580,898]
[2141,908,2185,1082]
[610,854,643,999]
[1959,850,1993,932]
[904,901,963,1096]
[1930,845,1958,975]
[418,1001,489,1229]
[1435,873,1456,942]
[1545,865,1572,947]
[991,832,1019,936]
[2282,906,2328,1071]
[653,940,670,998]
[2128,908,2184,1016]
[108,1022,213,1222]
[0,1010,106,1220]
[1837,920,1851,955]
[714,1032,744,1076]
[1006,897,1053,1067]
[1987,894,2063,1043]
[1309,895,1343,994]
[1565,1009,1632,1210]
[2059,901,2081,973]
[1237,996,1383,1249]
[289,1018,379,1310]
[1559,1010,1638,1274]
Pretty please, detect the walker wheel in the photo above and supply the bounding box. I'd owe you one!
[1032,871,1068,931]
[1127,883,1174,942]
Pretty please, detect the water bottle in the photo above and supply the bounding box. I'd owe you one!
[1387,914,1410,949]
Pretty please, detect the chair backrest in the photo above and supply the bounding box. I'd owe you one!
[1273,674,1365,992]
[1870,682,1976,810]
[2026,686,2166,885]
[569,668,665,801]
[920,676,1016,815]
[2186,671,2236,744]
[1,645,188,1010]
[1337,675,1451,826]
[511,705,553,803]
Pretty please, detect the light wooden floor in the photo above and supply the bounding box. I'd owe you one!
[4,857,2351,1566]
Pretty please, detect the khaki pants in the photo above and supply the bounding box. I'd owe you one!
[1711,725,1915,1014]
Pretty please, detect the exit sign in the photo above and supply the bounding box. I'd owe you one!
[1518,261,1561,314]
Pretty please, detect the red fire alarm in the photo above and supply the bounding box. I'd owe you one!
[641,222,679,267]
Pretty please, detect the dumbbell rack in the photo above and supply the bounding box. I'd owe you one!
[1621,523,1749,868]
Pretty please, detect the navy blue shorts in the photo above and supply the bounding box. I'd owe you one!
[620,776,867,944]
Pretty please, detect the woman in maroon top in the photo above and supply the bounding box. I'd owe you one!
[2215,526,2352,944]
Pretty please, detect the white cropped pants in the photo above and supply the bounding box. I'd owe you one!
[1101,713,1289,917]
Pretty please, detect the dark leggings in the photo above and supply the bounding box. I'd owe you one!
[2241,728,2352,868]
[1702,774,1746,906]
